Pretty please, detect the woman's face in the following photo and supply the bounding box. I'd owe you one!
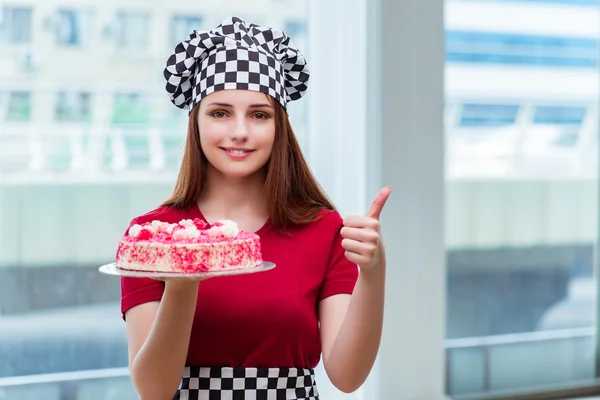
[198,90,276,180]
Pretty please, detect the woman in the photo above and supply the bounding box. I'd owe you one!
[120,16,391,400]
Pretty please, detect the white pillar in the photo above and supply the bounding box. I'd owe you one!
[306,0,370,398]
[306,0,447,398]
[305,0,368,218]
[371,0,448,399]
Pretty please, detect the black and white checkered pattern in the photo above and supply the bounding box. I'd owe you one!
[174,366,320,400]
[164,16,310,112]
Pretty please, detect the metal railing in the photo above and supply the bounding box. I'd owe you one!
[0,128,185,183]
[0,367,133,400]
[0,328,596,399]
[444,101,599,179]
[1,100,597,181]
[445,327,597,396]
[0,367,130,388]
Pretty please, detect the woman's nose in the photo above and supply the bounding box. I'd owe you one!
[229,117,249,142]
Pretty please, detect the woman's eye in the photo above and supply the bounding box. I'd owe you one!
[253,112,269,120]
[211,111,226,118]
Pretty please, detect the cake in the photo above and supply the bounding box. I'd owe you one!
[115,218,263,273]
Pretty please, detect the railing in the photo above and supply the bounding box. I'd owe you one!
[445,101,599,179]
[0,128,185,183]
[1,100,597,181]
[0,366,367,400]
[0,368,135,400]
[445,327,597,396]
[0,368,130,387]
[0,328,596,399]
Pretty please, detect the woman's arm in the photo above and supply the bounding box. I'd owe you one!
[319,187,391,393]
[125,280,199,400]
[319,258,386,393]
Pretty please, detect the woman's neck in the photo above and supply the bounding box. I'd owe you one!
[198,167,268,230]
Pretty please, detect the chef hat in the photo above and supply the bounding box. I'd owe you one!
[164,16,310,112]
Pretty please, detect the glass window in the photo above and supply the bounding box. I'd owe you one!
[533,105,587,125]
[284,20,308,53]
[111,93,150,126]
[55,92,92,122]
[445,0,599,397]
[170,15,203,47]
[5,91,31,121]
[0,7,32,44]
[282,19,309,149]
[485,0,599,5]
[459,104,520,127]
[0,1,310,398]
[115,12,149,49]
[53,9,92,46]
[162,134,185,170]
[446,31,599,68]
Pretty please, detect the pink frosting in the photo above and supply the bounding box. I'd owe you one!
[125,218,250,244]
[116,218,263,272]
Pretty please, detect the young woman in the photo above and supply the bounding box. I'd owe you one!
[120,17,391,400]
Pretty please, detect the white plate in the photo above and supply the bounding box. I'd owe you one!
[99,262,276,280]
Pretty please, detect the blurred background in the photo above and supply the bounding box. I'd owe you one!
[0,0,599,399]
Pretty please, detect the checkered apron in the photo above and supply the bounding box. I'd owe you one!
[173,366,320,399]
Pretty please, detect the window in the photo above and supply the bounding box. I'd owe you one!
[459,104,520,127]
[55,92,92,122]
[5,91,31,121]
[122,133,151,169]
[532,105,587,125]
[115,12,149,49]
[483,0,599,5]
[161,134,185,170]
[170,15,203,47]
[111,93,150,126]
[284,20,308,54]
[0,7,32,44]
[446,31,599,68]
[549,131,579,147]
[0,1,315,399]
[53,9,92,46]
[445,0,599,397]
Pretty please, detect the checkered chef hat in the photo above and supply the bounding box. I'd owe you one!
[164,16,310,112]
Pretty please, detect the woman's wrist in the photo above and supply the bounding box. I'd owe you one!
[164,279,201,295]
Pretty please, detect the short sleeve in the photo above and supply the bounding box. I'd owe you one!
[318,212,359,301]
[119,218,165,320]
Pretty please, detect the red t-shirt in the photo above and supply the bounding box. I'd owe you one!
[120,205,358,369]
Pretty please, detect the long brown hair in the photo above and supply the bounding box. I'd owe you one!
[161,94,336,232]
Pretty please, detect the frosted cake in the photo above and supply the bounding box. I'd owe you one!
[116,219,262,273]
